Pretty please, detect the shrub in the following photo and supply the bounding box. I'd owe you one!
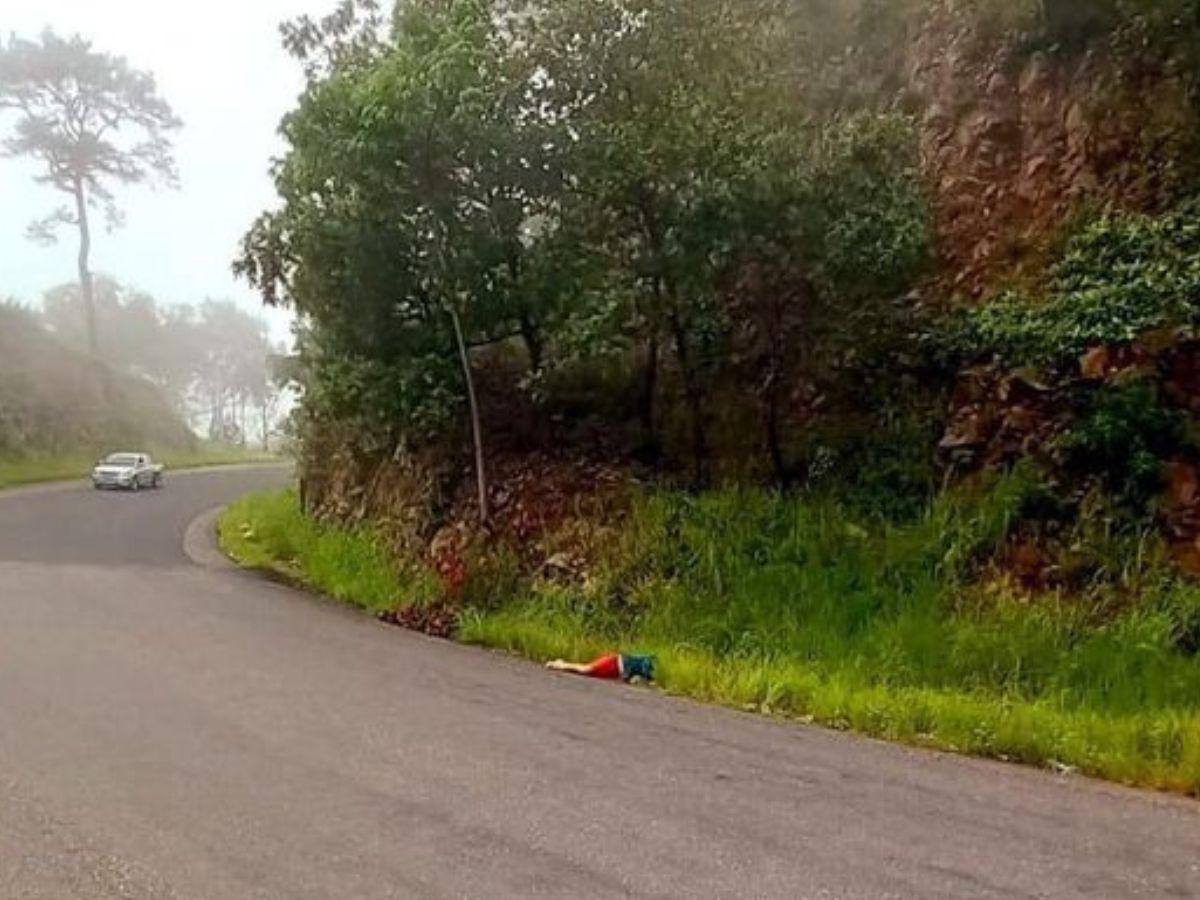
[955,199,1200,368]
[799,414,944,522]
[1057,378,1186,512]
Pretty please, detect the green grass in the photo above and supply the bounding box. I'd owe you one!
[219,475,1200,796]
[219,490,436,614]
[0,444,283,491]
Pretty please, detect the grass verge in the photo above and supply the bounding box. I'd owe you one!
[219,480,1200,796]
[0,444,283,491]
[220,490,434,614]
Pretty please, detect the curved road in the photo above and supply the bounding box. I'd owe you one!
[0,467,1197,899]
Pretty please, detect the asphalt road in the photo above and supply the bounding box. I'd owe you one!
[0,467,1197,899]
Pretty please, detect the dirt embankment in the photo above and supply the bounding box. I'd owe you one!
[912,3,1197,299]
[301,422,632,603]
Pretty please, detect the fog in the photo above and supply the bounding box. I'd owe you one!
[0,0,336,346]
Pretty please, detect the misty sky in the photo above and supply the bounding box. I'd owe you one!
[0,0,336,343]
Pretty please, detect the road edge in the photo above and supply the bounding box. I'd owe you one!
[191,492,1200,810]
[0,461,292,502]
[183,505,239,571]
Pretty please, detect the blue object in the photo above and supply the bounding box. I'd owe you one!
[621,654,656,682]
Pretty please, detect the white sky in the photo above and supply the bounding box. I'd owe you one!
[0,0,335,344]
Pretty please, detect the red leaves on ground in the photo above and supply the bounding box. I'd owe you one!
[378,603,459,639]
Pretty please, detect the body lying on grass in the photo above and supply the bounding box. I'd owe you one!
[546,653,656,682]
[220,483,1200,796]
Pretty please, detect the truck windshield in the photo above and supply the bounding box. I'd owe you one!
[104,455,139,466]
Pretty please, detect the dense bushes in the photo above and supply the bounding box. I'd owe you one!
[919,196,1200,590]
[241,0,1200,511]
[220,0,1200,796]
[1058,379,1187,513]
[239,0,935,499]
[954,199,1200,369]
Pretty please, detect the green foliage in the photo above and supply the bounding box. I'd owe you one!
[955,199,1200,367]
[1036,0,1200,47]
[220,489,436,613]
[799,414,943,521]
[936,0,1200,54]
[1058,379,1186,512]
[808,113,932,300]
[1157,580,1200,655]
[240,0,935,482]
[239,0,591,514]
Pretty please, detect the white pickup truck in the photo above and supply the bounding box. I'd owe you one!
[91,452,164,491]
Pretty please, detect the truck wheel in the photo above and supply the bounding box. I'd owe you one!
[131,477,141,492]
[153,473,162,489]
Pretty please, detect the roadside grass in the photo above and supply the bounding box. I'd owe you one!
[0,444,282,491]
[219,490,434,614]
[219,476,1200,796]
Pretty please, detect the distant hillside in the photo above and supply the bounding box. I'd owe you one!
[0,304,195,456]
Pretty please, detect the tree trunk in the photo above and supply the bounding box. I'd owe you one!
[209,393,220,441]
[450,304,489,524]
[519,311,543,373]
[506,251,543,373]
[639,331,661,463]
[668,310,710,488]
[765,373,790,488]
[72,179,98,355]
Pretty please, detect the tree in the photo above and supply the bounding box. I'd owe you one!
[240,0,934,494]
[239,0,559,523]
[191,300,274,444]
[279,0,387,81]
[41,277,201,412]
[42,276,161,371]
[517,0,802,483]
[39,279,276,441]
[0,31,180,355]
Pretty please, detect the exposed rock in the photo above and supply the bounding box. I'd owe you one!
[939,365,1070,472]
[910,2,1198,300]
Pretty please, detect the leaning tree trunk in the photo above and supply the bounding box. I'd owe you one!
[449,304,489,525]
[72,178,98,355]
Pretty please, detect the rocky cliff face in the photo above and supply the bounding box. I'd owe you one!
[911,3,1198,299]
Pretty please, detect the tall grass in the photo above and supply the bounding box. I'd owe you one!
[220,490,436,614]
[221,474,1200,794]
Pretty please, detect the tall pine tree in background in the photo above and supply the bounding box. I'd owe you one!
[0,31,180,355]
